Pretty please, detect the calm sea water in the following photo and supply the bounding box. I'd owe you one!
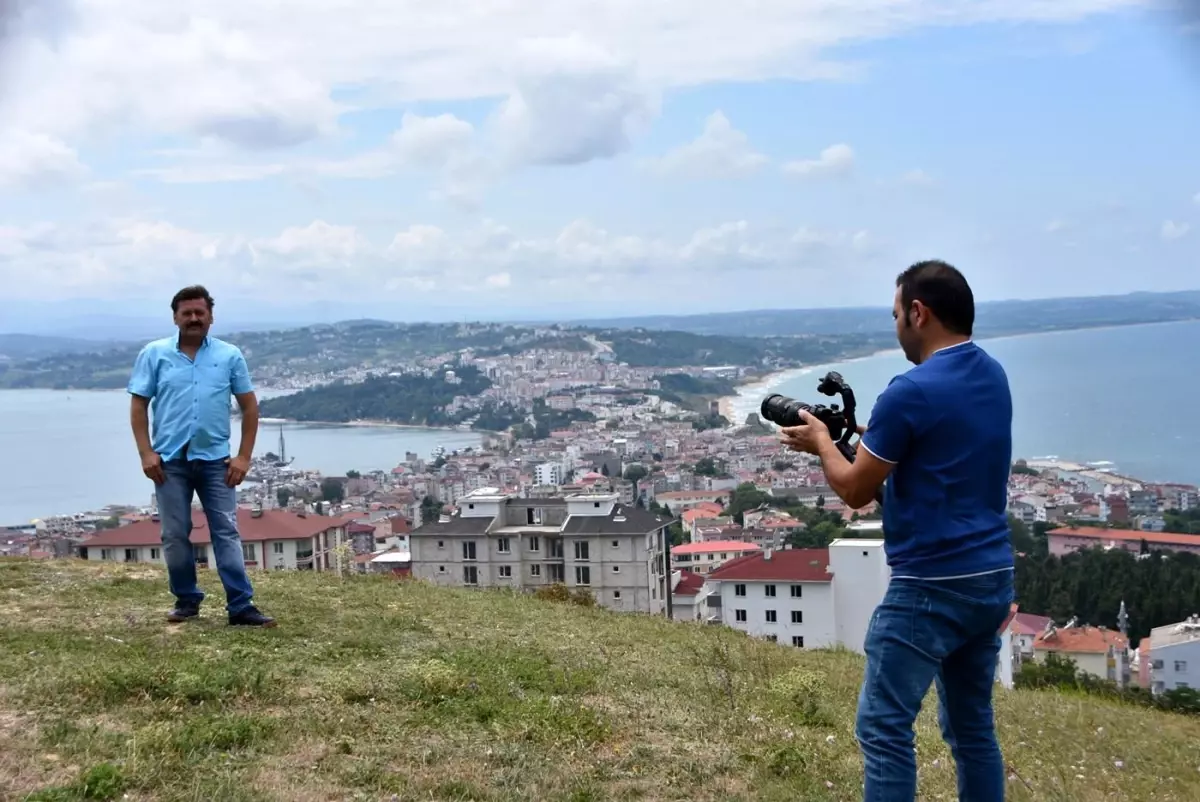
[0,389,481,526]
[732,319,1200,487]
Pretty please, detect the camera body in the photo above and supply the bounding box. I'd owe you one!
[760,371,859,463]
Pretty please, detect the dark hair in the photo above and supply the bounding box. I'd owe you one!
[896,260,974,336]
[171,285,214,313]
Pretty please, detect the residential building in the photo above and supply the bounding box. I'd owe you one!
[1145,615,1200,694]
[78,508,353,572]
[708,547,834,648]
[1046,526,1200,557]
[534,462,563,487]
[1032,623,1129,680]
[408,488,674,615]
[670,540,762,575]
[1007,612,1053,662]
[670,570,713,622]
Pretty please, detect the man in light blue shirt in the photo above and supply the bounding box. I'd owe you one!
[128,285,275,627]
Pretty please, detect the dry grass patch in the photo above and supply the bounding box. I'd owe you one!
[4,558,1200,801]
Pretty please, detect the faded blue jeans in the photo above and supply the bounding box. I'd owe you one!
[855,570,1014,802]
[156,457,255,615]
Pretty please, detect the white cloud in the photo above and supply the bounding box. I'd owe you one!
[0,214,875,300]
[0,128,85,188]
[0,0,1144,164]
[1193,191,1200,206]
[645,111,768,178]
[901,169,935,187]
[782,143,855,178]
[1161,220,1190,241]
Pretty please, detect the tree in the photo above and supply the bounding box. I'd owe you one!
[321,478,345,504]
[601,463,611,477]
[346,470,361,479]
[694,457,720,477]
[623,465,649,484]
[1007,514,1038,556]
[276,487,293,507]
[724,482,770,525]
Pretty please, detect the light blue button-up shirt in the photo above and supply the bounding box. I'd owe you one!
[127,334,255,462]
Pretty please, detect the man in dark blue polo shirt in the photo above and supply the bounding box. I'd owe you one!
[781,261,1013,802]
[128,285,275,628]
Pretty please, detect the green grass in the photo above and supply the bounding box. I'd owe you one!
[2,559,1200,801]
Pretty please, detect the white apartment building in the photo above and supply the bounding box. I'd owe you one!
[1146,616,1200,694]
[671,540,762,575]
[534,462,563,487]
[409,488,674,615]
[79,508,352,572]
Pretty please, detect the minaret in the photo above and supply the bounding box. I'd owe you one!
[1117,600,1131,689]
[278,424,287,464]
[1118,600,1129,637]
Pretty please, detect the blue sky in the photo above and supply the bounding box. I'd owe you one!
[0,0,1197,328]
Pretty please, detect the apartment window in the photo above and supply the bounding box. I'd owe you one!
[791,610,803,624]
[574,541,590,561]
[124,548,138,562]
[766,635,778,643]
[792,636,805,648]
[735,609,747,622]
[575,566,592,585]
[462,541,477,560]
[530,564,542,577]
[273,542,284,555]
[463,565,478,585]
[438,565,446,573]
[613,590,622,600]
[549,565,564,582]
[790,585,802,598]
[150,548,161,560]
[1179,682,1190,689]
[611,539,619,548]
[437,540,445,549]
[242,543,257,562]
[549,540,564,558]
[765,610,777,623]
[1176,660,1189,672]
[499,565,512,578]
[497,537,511,553]
[101,548,114,560]
[529,537,540,552]
[734,584,746,597]
[765,584,776,597]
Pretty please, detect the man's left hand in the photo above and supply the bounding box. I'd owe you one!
[780,410,831,455]
[225,455,251,487]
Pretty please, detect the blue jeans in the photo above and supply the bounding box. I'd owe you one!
[156,458,255,615]
[855,570,1014,802]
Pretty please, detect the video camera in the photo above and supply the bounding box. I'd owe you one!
[760,371,860,464]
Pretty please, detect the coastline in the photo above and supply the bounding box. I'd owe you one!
[256,416,503,438]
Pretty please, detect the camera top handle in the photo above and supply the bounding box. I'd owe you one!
[816,371,858,464]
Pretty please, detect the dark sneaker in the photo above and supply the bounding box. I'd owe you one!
[167,604,200,623]
[228,606,276,628]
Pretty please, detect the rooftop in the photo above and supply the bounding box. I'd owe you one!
[707,548,832,583]
[671,540,762,556]
[1047,526,1200,548]
[1034,625,1128,654]
[81,509,352,547]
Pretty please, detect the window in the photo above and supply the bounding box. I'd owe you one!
[735,609,747,622]
[549,565,564,582]
[499,565,512,578]
[497,537,511,553]
[791,610,803,624]
[765,610,777,623]
[1176,660,1189,672]
[575,566,592,585]
[610,565,620,574]
[100,548,114,560]
[765,584,776,597]
[792,636,805,648]
[1179,682,1190,689]
[766,635,778,643]
[574,541,590,561]
[468,503,475,510]
[438,565,446,573]
[437,540,445,549]
[613,590,622,600]
[790,585,802,598]
[735,584,746,597]
[150,548,161,560]
[463,565,478,585]
[549,539,563,558]
[530,564,542,577]
[611,540,620,548]
[529,536,540,552]
[462,541,477,560]
[242,543,257,561]
[1152,659,1165,670]
[273,542,284,555]
[124,548,138,562]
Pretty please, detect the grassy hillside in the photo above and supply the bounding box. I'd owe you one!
[2,560,1199,802]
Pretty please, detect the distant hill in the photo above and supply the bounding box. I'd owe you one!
[570,290,1200,338]
[0,333,124,361]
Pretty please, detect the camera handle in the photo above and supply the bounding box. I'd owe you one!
[817,371,884,509]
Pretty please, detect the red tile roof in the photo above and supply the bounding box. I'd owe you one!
[707,548,832,583]
[1010,612,1053,636]
[1034,625,1127,654]
[81,509,352,547]
[1047,526,1200,549]
[673,571,706,596]
[672,540,762,556]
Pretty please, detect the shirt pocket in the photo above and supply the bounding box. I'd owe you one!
[200,360,232,392]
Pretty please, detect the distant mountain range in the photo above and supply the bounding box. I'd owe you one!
[3,289,1198,361]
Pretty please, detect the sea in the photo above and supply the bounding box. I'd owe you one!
[1,319,1196,526]
[730,319,1200,489]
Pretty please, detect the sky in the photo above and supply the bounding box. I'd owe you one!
[1,0,1199,330]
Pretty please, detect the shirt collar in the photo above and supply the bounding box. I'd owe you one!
[174,331,211,350]
[930,340,973,357]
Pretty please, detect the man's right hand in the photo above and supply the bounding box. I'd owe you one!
[141,451,165,485]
